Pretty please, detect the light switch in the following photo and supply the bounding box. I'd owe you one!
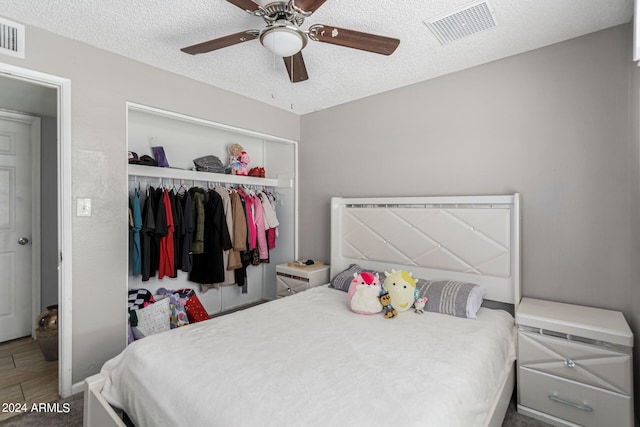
[77,198,92,217]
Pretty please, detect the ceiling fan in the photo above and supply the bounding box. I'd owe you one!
[181,0,400,83]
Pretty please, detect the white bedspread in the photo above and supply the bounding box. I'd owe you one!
[101,285,516,427]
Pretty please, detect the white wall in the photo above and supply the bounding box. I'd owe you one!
[0,25,299,383]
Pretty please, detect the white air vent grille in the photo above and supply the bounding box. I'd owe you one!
[0,17,25,58]
[425,1,497,45]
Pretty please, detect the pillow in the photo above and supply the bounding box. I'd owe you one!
[155,293,190,329]
[169,297,190,329]
[131,297,171,339]
[418,280,485,319]
[329,264,363,291]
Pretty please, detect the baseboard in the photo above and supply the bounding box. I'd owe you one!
[71,380,85,396]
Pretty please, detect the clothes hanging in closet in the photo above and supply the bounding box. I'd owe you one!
[201,187,236,292]
[228,190,246,271]
[170,189,184,277]
[130,189,143,276]
[130,181,279,292]
[140,187,156,281]
[158,188,175,280]
[179,190,194,272]
[189,189,232,285]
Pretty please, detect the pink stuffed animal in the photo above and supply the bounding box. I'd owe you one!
[238,151,250,176]
[347,271,382,315]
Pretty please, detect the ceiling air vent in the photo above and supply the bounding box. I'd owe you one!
[424,0,497,45]
[0,16,25,58]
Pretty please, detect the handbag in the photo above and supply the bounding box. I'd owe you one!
[176,288,209,323]
[193,155,226,173]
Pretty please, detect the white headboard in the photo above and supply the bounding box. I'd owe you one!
[330,194,521,310]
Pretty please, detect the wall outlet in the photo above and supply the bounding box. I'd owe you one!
[77,198,92,217]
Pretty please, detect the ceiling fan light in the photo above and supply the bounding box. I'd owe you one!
[260,26,306,57]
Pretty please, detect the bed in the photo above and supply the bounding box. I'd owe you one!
[84,194,521,427]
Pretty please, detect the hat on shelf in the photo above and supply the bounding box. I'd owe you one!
[138,155,158,166]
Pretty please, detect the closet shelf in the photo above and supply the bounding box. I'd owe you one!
[128,164,278,187]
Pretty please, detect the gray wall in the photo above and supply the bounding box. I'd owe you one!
[0,25,300,383]
[300,23,639,411]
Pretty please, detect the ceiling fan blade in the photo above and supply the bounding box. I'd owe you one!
[226,0,260,12]
[283,52,309,83]
[294,0,328,13]
[310,25,400,55]
[181,31,258,55]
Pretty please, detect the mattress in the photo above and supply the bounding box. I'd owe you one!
[101,285,516,427]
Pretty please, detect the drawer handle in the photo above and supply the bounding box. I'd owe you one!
[548,394,593,412]
[563,359,576,368]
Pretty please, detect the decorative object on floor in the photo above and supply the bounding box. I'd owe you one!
[180,0,400,83]
[35,304,58,361]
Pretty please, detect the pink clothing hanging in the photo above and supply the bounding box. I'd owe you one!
[252,195,269,260]
[235,188,256,250]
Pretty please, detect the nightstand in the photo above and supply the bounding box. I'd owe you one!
[516,297,634,427]
[275,263,330,298]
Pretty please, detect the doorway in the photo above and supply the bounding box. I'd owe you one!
[0,110,41,343]
[0,62,72,397]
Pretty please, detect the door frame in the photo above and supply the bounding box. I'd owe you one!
[0,62,73,397]
[0,110,41,340]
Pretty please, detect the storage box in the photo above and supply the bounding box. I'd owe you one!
[276,263,330,298]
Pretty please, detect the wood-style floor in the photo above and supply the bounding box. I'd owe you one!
[0,336,58,423]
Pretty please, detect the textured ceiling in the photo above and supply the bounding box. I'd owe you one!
[0,0,633,115]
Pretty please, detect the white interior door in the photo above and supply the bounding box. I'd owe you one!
[0,114,33,342]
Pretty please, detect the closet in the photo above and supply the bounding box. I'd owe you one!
[127,103,297,315]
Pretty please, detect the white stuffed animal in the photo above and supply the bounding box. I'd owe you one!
[413,296,428,314]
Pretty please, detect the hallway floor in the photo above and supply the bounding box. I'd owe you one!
[0,337,58,423]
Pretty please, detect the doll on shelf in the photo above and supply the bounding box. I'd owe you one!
[227,143,243,175]
[238,151,250,176]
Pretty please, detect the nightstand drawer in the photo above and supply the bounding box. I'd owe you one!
[519,367,633,427]
[519,330,632,395]
[276,275,308,297]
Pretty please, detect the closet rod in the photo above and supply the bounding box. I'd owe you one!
[127,164,278,188]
